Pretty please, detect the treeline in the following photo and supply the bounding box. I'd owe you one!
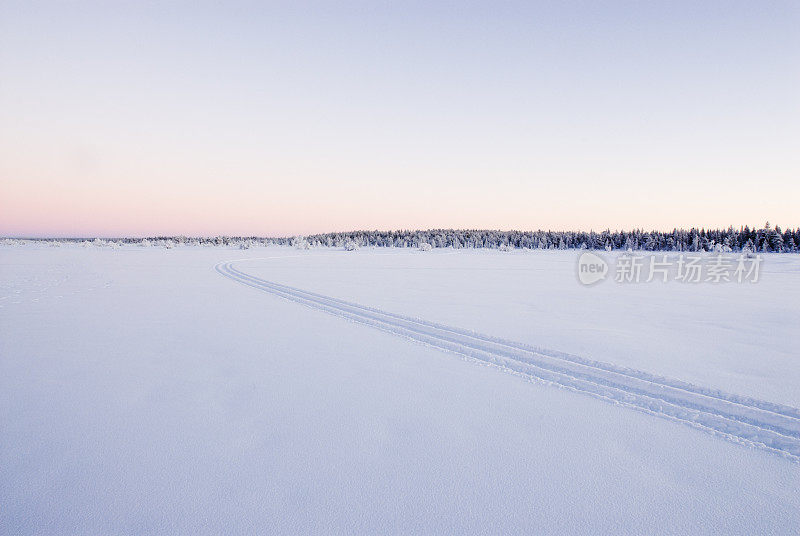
[8,223,799,252]
[304,224,798,252]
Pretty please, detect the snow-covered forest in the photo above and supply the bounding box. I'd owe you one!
[5,223,799,252]
[305,224,798,252]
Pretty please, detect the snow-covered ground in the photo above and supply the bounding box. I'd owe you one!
[1,244,799,534]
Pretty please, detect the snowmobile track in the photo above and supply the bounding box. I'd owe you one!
[216,259,800,462]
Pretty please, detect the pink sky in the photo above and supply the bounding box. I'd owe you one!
[1,2,798,237]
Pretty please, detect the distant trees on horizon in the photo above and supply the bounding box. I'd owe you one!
[20,223,798,253]
[301,223,798,253]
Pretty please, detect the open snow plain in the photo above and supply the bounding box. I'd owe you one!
[2,244,799,534]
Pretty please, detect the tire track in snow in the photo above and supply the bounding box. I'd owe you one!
[216,259,800,462]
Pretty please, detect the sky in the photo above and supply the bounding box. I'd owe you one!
[1,1,798,237]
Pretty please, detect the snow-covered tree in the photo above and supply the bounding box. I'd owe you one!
[292,236,310,250]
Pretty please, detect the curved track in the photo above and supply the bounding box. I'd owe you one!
[216,259,800,462]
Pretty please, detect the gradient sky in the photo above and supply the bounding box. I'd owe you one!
[1,1,798,237]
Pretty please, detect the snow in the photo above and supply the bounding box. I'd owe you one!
[240,248,800,406]
[1,244,799,534]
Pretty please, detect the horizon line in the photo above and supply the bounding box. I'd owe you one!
[3,223,795,241]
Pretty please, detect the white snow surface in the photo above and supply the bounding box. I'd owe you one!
[1,244,799,534]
